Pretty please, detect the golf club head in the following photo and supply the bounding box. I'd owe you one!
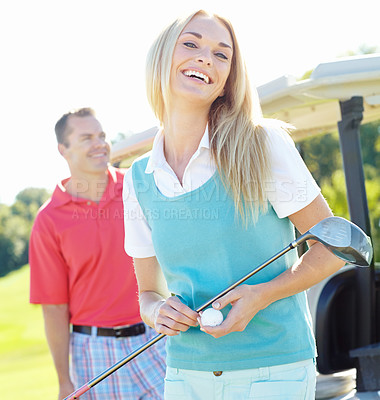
[307,216,373,267]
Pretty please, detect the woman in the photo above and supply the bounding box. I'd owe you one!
[123,10,345,399]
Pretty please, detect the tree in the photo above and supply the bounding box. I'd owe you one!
[340,44,380,57]
[12,187,50,221]
[298,121,380,262]
[297,47,380,262]
[298,132,342,186]
[360,122,380,170]
[0,187,51,277]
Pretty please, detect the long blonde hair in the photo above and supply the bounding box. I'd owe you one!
[146,10,274,224]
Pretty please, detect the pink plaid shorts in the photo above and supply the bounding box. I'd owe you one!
[70,324,166,399]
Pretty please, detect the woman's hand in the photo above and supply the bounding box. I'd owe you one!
[154,296,199,336]
[199,284,270,339]
[134,256,199,335]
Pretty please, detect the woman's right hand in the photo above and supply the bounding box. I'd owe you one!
[133,257,199,335]
[153,296,199,336]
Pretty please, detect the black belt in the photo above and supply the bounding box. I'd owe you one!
[73,323,145,338]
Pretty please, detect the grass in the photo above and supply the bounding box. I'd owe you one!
[0,265,57,399]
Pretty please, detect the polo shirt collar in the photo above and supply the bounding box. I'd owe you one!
[145,125,210,174]
[51,166,120,207]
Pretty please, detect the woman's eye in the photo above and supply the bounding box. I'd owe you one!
[184,42,197,49]
[216,52,228,60]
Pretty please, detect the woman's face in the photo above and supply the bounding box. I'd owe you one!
[169,14,233,109]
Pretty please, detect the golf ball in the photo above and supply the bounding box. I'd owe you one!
[200,308,224,327]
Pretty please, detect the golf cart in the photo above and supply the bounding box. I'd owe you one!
[257,53,380,399]
[110,54,380,399]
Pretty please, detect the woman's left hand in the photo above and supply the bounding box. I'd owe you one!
[199,283,270,338]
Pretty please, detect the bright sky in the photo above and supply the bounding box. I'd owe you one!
[1,0,379,205]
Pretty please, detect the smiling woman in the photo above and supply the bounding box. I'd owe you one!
[122,9,346,400]
[169,19,232,112]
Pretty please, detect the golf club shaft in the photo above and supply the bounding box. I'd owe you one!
[63,333,166,399]
[195,242,297,313]
[64,238,305,400]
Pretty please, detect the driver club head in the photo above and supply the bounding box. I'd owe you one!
[306,216,373,267]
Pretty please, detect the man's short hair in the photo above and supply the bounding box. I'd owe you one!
[55,107,96,145]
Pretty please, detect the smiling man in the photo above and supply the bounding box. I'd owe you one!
[29,108,166,400]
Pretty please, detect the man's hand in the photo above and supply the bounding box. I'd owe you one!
[59,380,75,400]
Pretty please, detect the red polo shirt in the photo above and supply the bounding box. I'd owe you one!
[29,167,141,327]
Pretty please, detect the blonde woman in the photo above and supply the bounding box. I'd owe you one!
[123,10,344,400]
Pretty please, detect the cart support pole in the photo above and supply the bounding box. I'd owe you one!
[337,96,376,391]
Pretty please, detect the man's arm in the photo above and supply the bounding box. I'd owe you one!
[42,304,74,399]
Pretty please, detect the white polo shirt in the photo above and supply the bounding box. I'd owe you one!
[123,122,320,258]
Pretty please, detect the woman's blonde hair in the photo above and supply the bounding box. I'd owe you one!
[146,10,277,224]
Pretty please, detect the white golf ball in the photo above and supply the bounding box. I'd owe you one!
[200,308,224,327]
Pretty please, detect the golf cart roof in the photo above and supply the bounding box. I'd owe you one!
[110,54,380,163]
[111,126,158,164]
[257,53,380,141]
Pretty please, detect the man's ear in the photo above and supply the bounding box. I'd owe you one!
[58,143,67,158]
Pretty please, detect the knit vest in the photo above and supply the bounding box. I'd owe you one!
[132,156,316,371]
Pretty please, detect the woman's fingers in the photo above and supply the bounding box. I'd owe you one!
[154,296,199,335]
[153,286,267,338]
[166,296,199,325]
[200,284,267,338]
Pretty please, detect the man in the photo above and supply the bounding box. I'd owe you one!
[29,108,166,400]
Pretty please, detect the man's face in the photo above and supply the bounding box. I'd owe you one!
[59,115,110,176]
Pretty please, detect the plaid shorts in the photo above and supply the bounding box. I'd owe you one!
[70,324,166,399]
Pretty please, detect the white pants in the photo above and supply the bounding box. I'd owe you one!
[165,359,316,399]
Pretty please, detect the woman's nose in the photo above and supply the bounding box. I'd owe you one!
[197,48,212,66]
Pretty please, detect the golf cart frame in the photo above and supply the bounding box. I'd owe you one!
[257,55,380,393]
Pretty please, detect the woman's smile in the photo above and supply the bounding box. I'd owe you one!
[169,15,233,106]
[182,69,212,84]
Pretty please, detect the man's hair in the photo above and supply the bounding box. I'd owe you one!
[55,107,96,145]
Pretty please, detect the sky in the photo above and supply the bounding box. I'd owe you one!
[0,0,379,205]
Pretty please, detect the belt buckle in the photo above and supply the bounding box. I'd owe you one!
[114,328,123,338]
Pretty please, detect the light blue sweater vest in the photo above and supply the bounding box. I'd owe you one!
[132,156,316,371]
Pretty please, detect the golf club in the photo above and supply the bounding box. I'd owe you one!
[64,216,372,400]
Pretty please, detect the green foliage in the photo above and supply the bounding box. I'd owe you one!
[363,165,380,260]
[0,188,51,277]
[320,170,349,218]
[110,130,135,145]
[360,122,380,169]
[299,121,380,262]
[298,131,342,185]
[299,69,313,81]
[339,44,380,57]
[12,187,50,221]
